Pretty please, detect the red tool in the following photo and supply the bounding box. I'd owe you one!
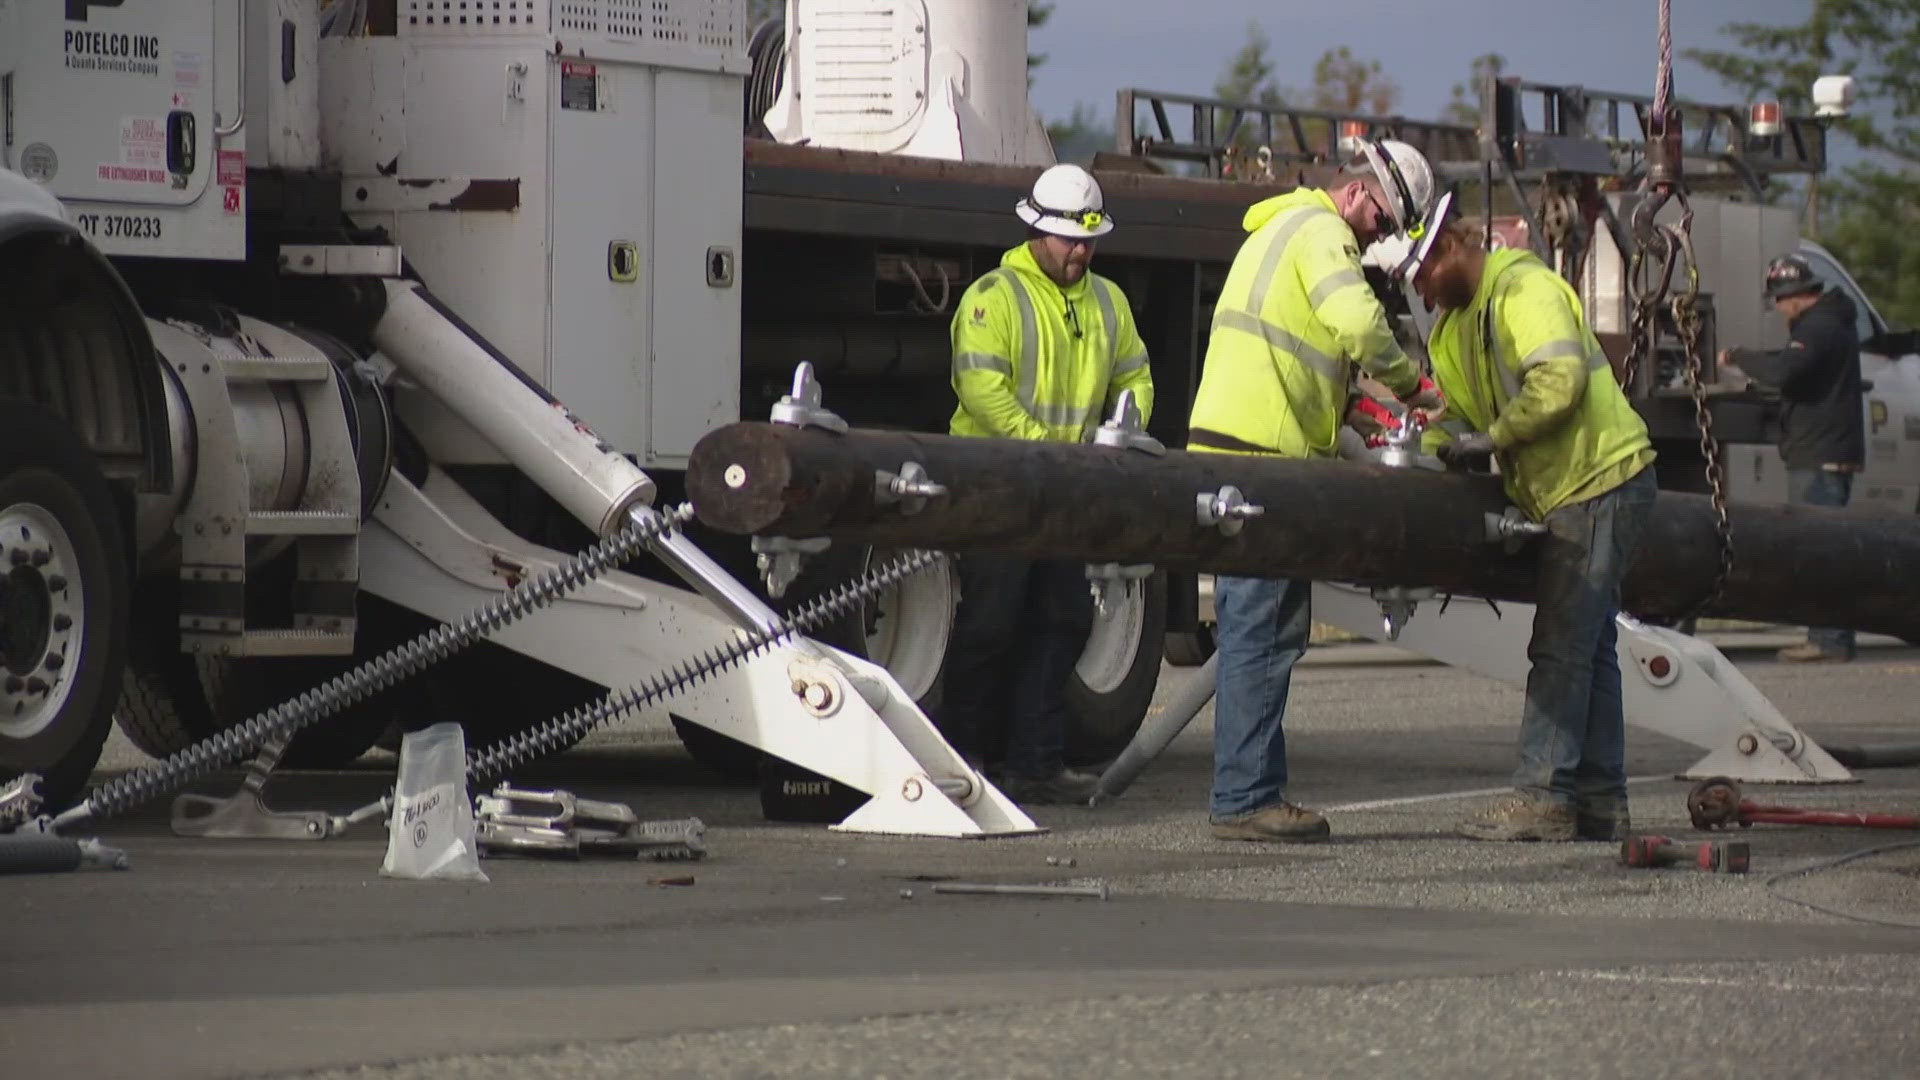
[1620,833,1750,874]
[1687,777,1920,832]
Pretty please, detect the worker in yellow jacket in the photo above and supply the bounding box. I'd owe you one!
[1410,217,1658,843]
[1186,138,1444,843]
[943,163,1154,805]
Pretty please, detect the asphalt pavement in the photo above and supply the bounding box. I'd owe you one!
[5,630,1919,1079]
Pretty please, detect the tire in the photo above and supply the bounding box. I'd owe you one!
[1063,569,1167,767]
[1163,624,1215,667]
[0,402,131,811]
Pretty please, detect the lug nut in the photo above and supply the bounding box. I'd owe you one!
[29,549,49,567]
[46,575,66,593]
[4,676,22,694]
[25,677,48,695]
[7,549,24,565]
[43,653,63,672]
[52,615,71,632]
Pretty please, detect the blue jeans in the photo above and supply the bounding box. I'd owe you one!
[1513,465,1658,809]
[1788,467,1856,657]
[1210,574,1313,817]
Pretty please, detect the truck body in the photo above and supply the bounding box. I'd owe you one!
[1,0,1907,817]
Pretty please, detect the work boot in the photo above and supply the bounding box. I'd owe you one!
[1210,802,1331,843]
[1575,797,1631,842]
[1777,642,1850,663]
[1003,767,1101,806]
[1456,791,1577,842]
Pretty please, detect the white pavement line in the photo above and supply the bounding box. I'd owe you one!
[1565,971,1920,997]
[1324,776,1670,813]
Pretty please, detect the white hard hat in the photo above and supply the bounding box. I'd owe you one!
[1016,163,1115,239]
[1344,138,1437,239]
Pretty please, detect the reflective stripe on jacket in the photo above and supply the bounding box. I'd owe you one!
[1187,188,1419,459]
[1422,248,1656,519]
[948,243,1154,442]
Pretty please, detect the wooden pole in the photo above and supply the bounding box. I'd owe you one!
[687,422,1920,641]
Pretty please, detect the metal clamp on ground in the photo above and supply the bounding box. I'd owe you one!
[474,783,707,860]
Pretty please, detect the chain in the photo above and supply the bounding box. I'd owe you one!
[1616,0,1732,621]
[1672,265,1734,618]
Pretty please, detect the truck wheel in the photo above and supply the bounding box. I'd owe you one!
[1064,570,1167,766]
[1163,624,1215,667]
[0,402,130,811]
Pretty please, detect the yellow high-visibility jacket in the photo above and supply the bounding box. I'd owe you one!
[948,242,1154,442]
[1422,247,1656,520]
[1187,188,1419,459]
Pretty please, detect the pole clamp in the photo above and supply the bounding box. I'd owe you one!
[1195,485,1265,537]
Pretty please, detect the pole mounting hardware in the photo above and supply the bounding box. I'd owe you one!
[1092,391,1165,455]
[1195,484,1265,537]
[874,461,947,516]
[769,362,848,433]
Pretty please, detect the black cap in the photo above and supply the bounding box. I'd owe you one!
[1764,254,1823,300]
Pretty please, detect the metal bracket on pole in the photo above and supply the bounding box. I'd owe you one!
[1092,391,1165,455]
[1086,561,1154,620]
[1194,484,1265,537]
[169,732,340,840]
[1484,506,1549,554]
[752,534,831,599]
[769,361,849,433]
[873,461,947,516]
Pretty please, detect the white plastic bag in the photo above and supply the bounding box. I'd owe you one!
[381,722,489,882]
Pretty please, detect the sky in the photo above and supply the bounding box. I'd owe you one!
[1028,0,1831,146]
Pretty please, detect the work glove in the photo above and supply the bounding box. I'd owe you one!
[1435,431,1497,469]
[1346,396,1398,442]
[1398,377,1445,414]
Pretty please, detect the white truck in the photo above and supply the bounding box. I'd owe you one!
[0,0,1900,828]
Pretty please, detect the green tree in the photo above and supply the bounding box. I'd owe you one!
[1687,0,1920,327]
[1309,46,1399,115]
[1046,101,1115,166]
[1443,53,1507,126]
[1029,1,1054,85]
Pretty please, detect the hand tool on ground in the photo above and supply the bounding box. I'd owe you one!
[1620,832,1749,873]
[473,783,706,860]
[1688,777,1920,832]
[930,881,1109,899]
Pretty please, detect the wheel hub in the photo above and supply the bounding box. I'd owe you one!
[0,504,83,739]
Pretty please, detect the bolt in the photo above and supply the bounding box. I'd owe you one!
[1736,733,1760,755]
[25,677,47,695]
[52,614,71,632]
[790,677,808,695]
[43,653,62,672]
[7,549,24,565]
[1046,856,1077,868]
[724,464,747,488]
[46,575,65,593]
[4,676,22,694]
[803,682,833,710]
[899,888,915,900]
[29,549,48,567]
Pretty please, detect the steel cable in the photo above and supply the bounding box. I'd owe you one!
[53,503,695,830]
[467,548,941,781]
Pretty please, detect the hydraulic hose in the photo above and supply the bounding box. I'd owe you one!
[51,503,696,833]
